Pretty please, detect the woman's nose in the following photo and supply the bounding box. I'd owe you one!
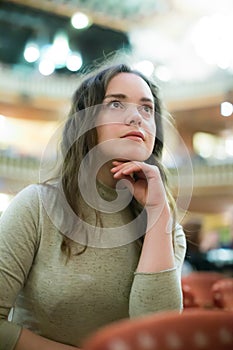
[124,105,143,126]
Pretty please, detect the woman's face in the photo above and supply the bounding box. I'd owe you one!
[96,72,156,162]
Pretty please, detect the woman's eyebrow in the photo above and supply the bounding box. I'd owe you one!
[140,97,154,104]
[104,93,126,100]
[104,94,154,104]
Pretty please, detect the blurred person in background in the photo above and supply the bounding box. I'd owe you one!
[183,218,217,273]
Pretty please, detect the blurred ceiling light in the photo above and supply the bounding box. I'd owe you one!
[0,114,6,142]
[24,42,40,63]
[154,65,171,81]
[38,32,70,72]
[221,101,233,117]
[225,138,233,156]
[71,12,91,29]
[52,30,70,68]
[0,193,12,212]
[0,116,19,144]
[191,14,233,68]
[0,114,6,125]
[38,59,55,76]
[217,58,231,70]
[194,132,231,160]
[133,60,154,77]
[66,52,82,72]
[193,132,215,158]
[215,142,227,160]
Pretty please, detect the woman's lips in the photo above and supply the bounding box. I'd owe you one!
[121,131,145,142]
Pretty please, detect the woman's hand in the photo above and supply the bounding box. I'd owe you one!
[111,161,175,273]
[111,160,167,210]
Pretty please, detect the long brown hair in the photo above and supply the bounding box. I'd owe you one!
[55,63,176,257]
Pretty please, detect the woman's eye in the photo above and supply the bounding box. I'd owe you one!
[110,101,123,109]
[141,105,154,116]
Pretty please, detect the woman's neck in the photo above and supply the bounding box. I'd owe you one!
[97,161,117,188]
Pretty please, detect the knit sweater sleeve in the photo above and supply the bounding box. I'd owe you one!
[129,224,186,317]
[0,185,40,350]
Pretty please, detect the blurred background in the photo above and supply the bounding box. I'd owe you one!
[0,0,233,273]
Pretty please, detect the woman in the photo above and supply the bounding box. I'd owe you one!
[0,63,186,350]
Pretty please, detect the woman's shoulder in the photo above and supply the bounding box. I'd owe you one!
[10,184,42,205]
[11,183,58,202]
[2,183,51,216]
[0,184,43,232]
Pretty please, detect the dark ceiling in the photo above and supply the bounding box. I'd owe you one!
[0,0,131,74]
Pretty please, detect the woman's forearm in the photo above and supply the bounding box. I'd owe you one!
[15,328,81,350]
[137,204,175,273]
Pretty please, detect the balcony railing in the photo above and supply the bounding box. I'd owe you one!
[1,154,233,194]
[168,162,233,189]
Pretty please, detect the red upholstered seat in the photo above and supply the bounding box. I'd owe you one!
[182,271,224,308]
[83,309,233,350]
[212,278,233,311]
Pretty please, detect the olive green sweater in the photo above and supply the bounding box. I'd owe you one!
[0,184,186,349]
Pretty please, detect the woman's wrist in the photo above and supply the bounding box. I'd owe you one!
[146,202,172,233]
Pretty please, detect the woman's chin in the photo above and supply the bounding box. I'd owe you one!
[97,140,152,162]
[118,143,151,161]
[111,150,150,162]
